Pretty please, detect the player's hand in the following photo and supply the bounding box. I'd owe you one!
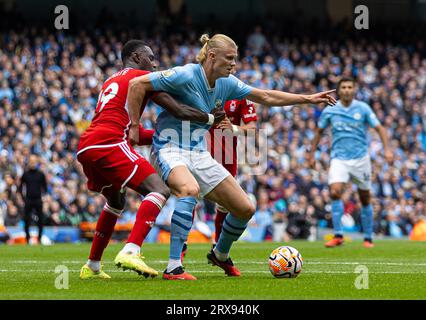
[307,152,316,169]
[306,89,336,106]
[212,107,226,124]
[384,148,393,163]
[217,117,233,130]
[129,124,139,145]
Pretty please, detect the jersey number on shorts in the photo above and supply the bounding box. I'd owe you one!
[96,82,119,113]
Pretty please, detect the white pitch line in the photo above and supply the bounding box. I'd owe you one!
[4,260,426,266]
[0,269,425,274]
[302,261,426,266]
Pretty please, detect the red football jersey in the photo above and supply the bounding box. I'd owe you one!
[78,68,153,151]
[208,99,257,168]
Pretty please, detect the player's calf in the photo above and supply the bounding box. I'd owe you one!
[166,197,197,276]
[86,203,122,272]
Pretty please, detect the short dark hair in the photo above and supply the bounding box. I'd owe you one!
[337,77,356,91]
[121,40,148,63]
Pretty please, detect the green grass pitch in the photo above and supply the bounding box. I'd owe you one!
[1,240,425,300]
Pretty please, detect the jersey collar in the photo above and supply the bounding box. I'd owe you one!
[339,99,354,109]
[199,64,214,93]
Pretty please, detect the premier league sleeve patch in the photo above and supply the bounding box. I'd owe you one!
[161,69,176,78]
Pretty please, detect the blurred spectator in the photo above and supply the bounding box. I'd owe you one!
[249,190,273,240]
[247,26,268,57]
[118,195,140,225]
[81,203,99,223]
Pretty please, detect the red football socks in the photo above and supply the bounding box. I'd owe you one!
[126,192,167,246]
[214,209,228,243]
[88,204,121,261]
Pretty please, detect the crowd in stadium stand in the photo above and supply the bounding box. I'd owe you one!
[0,25,425,241]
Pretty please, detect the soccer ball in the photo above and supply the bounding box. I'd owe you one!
[268,246,303,278]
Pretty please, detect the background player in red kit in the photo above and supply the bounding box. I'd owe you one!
[210,97,257,243]
[77,40,225,279]
[181,72,258,269]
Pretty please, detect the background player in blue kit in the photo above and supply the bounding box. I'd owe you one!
[308,77,393,248]
[126,33,336,280]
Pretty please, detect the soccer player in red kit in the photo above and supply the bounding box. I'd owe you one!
[77,40,225,279]
[210,97,257,242]
[181,95,257,275]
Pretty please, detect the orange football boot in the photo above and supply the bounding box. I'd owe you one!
[162,266,197,280]
[363,240,375,248]
[325,236,344,248]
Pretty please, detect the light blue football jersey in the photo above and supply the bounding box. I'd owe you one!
[318,99,380,160]
[149,63,253,151]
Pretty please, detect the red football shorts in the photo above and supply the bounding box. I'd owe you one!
[77,142,157,193]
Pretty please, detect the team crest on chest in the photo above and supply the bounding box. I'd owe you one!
[353,113,362,120]
[215,99,223,108]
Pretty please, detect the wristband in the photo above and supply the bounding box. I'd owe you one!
[207,114,214,125]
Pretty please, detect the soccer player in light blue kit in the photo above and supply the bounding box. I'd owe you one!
[308,77,392,248]
[126,33,336,280]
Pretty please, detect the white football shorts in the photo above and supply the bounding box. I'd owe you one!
[328,155,372,190]
[150,146,231,198]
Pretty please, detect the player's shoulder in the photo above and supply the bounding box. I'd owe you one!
[320,105,334,114]
[222,74,240,84]
[128,68,150,77]
[162,63,196,82]
[353,99,371,110]
[219,74,248,92]
[125,69,151,83]
[176,63,197,76]
[105,68,149,83]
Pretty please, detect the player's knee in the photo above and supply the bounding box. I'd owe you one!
[186,185,200,197]
[247,202,256,218]
[107,197,125,211]
[102,188,126,211]
[177,183,200,198]
[250,201,256,214]
[238,202,256,220]
[157,185,171,200]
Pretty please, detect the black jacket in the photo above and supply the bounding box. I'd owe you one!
[19,169,47,201]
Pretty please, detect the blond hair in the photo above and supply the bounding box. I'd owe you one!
[196,33,238,64]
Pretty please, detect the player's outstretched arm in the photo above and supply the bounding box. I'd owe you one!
[151,92,225,124]
[246,88,336,107]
